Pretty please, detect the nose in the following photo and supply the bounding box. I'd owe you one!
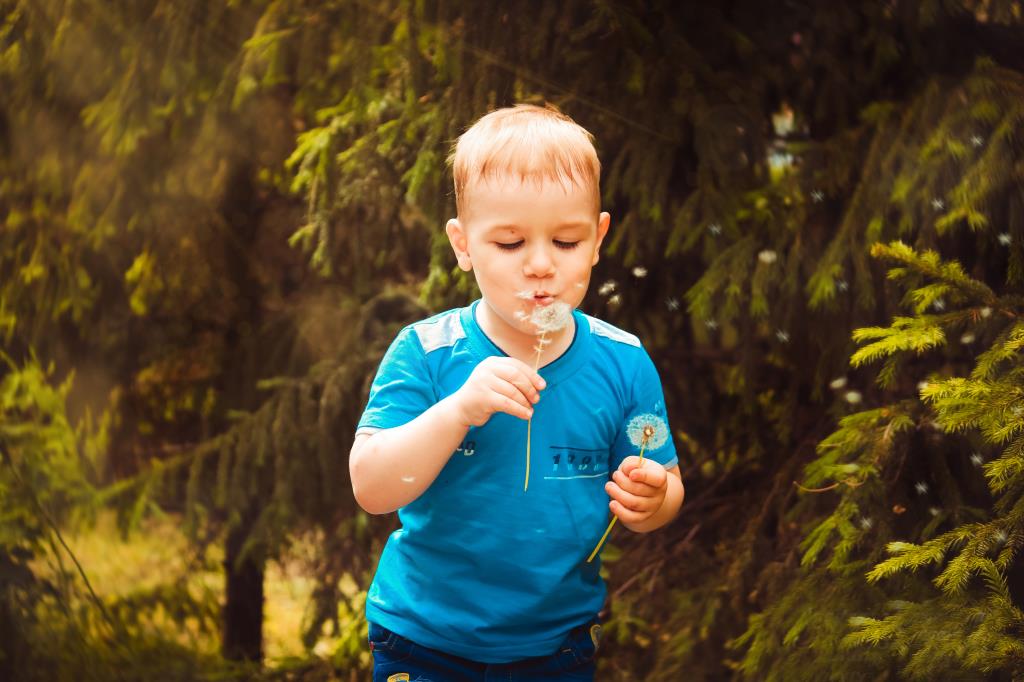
[523,243,556,278]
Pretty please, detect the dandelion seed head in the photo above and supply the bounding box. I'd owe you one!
[758,249,778,264]
[960,332,975,344]
[999,233,1012,246]
[608,294,622,307]
[626,413,669,450]
[844,390,862,404]
[970,453,984,466]
[830,377,848,390]
[915,481,929,495]
[632,266,648,278]
[980,306,992,318]
[528,301,573,334]
[598,280,617,296]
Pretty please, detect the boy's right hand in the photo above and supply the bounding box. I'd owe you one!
[451,357,547,427]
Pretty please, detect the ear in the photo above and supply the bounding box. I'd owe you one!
[446,219,473,272]
[592,212,611,266]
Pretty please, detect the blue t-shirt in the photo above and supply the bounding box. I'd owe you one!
[355,300,677,663]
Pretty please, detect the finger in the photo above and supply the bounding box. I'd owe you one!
[489,373,539,407]
[619,456,643,475]
[491,389,533,421]
[612,470,659,497]
[504,357,547,392]
[629,465,667,488]
[491,363,542,404]
[604,481,654,514]
[609,499,649,525]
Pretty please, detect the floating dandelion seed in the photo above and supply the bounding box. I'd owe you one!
[665,297,680,311]
[775,329,790,343]
[960,332,975,344]
[994,529,1008,544]
[971,134,984,147]
[704,319,719,330]
[980,306,992,318]
[515,290,535,300]
[598,280,617,296]
[915,481,929,495]
[708,223,722,236]
[917,381,929,392]
[829,377,847,390]
[608,294,622,306]
[970,453,984,467]
[626,414,670,450]
[929,506,941,517]
[933,299,945,311]
[574,281,586,289]
[632,266,648,278]
[999,233,1012,246]
[836,279,849,292]
[844,390,862,404]
[811,190,825,203]
[931,198,945,211]
[758,249,778,264]
[859,517,873,530]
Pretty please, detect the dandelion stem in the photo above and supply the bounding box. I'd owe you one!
[524,330,547,492]
[587,437,649,563]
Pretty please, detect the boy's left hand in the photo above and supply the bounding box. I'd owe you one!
[605,456,668,525]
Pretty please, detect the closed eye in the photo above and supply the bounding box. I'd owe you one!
[554,240,580,250]
[495,241,524,251]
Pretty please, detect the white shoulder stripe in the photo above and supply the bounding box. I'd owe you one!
[586,315,641,347]
[413,311,466,354]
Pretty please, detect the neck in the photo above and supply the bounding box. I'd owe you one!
[476,301,575,367]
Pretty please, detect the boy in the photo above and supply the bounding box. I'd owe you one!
[349,104,684,681]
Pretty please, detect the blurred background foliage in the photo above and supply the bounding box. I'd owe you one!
[2,0,1024,680]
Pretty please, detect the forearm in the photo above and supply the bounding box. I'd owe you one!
[350,395,469,514]
[623,472,685,533]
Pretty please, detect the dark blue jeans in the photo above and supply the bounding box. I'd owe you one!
[368,618,601,681]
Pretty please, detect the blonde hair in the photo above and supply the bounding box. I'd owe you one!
[449,104,601,216]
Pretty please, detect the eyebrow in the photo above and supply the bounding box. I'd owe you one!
[484,221,592,233]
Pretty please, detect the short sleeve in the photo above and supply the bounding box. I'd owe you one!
[610,349,678,472]
[356,327,437,435]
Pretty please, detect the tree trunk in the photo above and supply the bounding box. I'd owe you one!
[222,513,264,662]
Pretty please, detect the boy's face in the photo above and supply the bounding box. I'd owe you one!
[446,176,610,345]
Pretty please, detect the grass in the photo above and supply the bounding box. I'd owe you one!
[43,510,340,662]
